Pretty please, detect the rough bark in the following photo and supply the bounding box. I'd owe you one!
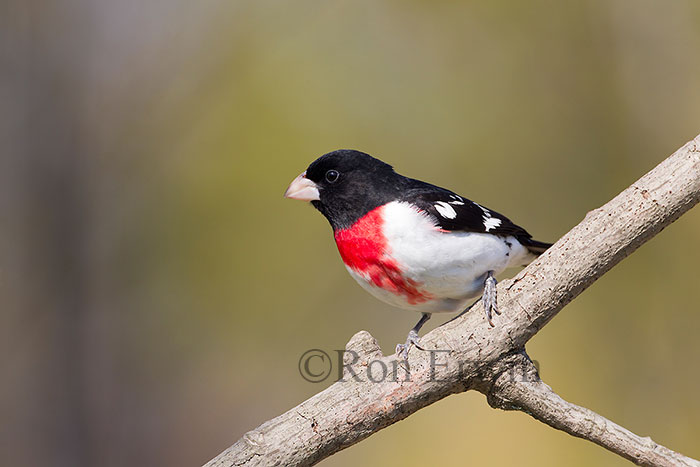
[205,135,700,467]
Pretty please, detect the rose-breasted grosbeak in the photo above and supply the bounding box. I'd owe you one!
[285,149,552,360]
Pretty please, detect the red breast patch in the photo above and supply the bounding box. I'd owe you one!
[333,206,431,305]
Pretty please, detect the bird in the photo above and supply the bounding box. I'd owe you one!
[284,149,552,360]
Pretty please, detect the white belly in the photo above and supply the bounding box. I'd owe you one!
[346,202,532,313]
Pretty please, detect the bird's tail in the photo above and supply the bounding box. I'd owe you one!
[521,238,553,256]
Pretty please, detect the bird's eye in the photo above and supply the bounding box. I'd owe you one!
[325,170,340,183]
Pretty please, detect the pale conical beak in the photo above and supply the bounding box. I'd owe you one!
[284,171,320,201]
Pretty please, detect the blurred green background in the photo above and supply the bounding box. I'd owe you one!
[2,1,700,466]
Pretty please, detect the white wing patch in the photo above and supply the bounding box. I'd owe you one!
[434,201,457,219]
[483,216,502,231]
[474,202,490,215]
[474,201,501,231]
[449,194,464,205]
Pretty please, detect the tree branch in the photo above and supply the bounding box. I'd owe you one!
[205,135,700,467]
[477,351,699,467]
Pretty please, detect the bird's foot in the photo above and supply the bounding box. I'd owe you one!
[395,329,425,362]
[483,270,500,326]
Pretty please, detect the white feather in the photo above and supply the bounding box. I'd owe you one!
[483,217,502,231]
[449,195,464,205]
[434,201,457,219]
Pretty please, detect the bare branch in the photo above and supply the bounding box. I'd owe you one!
[477,352,700,467]
[205,135,700,467]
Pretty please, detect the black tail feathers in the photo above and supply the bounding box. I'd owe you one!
[521,238,553,256]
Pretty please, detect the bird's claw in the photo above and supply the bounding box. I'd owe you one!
[395,329,425,362]
[483,271,500,326]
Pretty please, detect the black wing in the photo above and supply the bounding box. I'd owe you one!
[400,180,537,241]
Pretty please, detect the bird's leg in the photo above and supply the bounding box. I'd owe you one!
[395,313,431,362]
[483,270,500,326]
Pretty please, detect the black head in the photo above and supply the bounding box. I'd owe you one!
[285,149,405,230]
